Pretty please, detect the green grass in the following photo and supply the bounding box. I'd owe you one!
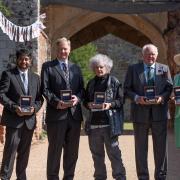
[123,122,133,130]
[39,129,47,140]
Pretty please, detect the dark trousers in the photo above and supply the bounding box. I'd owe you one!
[88,127,126,180]
[133,121,167,180]
[46,114,81,180]
[0,124,34,180]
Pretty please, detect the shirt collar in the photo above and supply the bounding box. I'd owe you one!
[144,63,155,69]
[58,59,68,66]
[18,68,28,75]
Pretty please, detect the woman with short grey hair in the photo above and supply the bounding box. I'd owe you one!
[89,54,113,73]
[84,53,126,180]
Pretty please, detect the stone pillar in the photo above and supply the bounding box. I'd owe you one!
[165,10,180,127]
[166,10,180,76]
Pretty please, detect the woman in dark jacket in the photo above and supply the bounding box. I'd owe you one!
[84,54,126,180]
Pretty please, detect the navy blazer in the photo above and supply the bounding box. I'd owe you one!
[124,62,173,122]
[0,67,43,130]
[41,59,84,123]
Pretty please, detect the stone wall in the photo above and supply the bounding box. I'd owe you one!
[0,0,39,74]
[0,1,44,141]
[166,10,180,76]
[93,34,141,121]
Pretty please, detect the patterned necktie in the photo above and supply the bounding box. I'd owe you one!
[22,73,28,94]
[22,73,26,82]
[62,63,70,89]
[147,66,154,86]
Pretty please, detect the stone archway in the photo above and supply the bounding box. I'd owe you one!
[49,10,166,63]
[69,16,151,50]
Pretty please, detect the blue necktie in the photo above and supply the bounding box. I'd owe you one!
[22,73,26,82]
[62,62,67,73]
[22,73,28,94]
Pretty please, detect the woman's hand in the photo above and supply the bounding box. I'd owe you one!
[103,103,111,110]
[87,102,94,109]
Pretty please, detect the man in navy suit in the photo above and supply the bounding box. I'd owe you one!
[0,49,43,180]
[41,37,84,180]
[124,44,173,180]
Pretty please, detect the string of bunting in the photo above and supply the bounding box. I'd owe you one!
[0,12,46,42]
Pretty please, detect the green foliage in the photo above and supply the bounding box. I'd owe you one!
[70,43,97,85]
[123,123,133,130]
[0,1,12,16]
[39,129,47,140]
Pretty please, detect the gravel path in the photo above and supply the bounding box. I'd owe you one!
[0,132,179,180]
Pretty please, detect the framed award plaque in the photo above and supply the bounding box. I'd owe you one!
[60,90,72,106]
[92,92,106,110]
[94,92,105,104]
[144,86,157,104]
[174,86,180,105]
[20,95,32,113]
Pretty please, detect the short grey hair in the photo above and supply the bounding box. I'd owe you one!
[56,37,71,46]
[142,44,158,55]
[89,54,113,73]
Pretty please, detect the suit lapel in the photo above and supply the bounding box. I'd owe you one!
[14,68,26,94]
[28,71,33,95]
[68,62,73,88]
[136,63,146,85]
[155,63,164,86]
[54,59,67,82]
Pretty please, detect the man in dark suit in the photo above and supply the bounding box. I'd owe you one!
[41,37,84,180]
[124,44,173,180]
[0,49,43,180]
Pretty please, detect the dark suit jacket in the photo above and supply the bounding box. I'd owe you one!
[124,62,173,122]
[41,59,84,122]
[0,67,43,130]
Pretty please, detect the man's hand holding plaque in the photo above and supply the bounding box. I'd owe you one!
[144,86,158,104]
[16,96,34,116]
[174,86,180,105]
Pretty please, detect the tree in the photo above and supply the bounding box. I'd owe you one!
[0,0,11,16]
[70,43,97,85]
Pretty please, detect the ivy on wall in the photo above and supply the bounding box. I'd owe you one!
[0,0,11,16]
[70,43,97,85]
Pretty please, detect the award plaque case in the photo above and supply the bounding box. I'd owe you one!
[94,92,106,104]
[20,95,32,113]
[60,90,72,106]
[174,86,180,105]
[144,86,157,104]
[92,92,106,110]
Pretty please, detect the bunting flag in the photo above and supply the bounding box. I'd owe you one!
[0,12,46,42]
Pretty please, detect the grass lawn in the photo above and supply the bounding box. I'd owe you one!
[124,122,133,130]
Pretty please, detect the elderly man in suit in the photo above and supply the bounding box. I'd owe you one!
[0,49,43,180]
[124,44,173,180]
[41,37,84,180]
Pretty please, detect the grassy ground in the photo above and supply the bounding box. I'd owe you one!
[124,122,133,130]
